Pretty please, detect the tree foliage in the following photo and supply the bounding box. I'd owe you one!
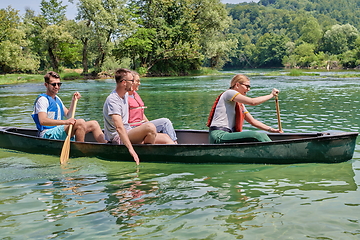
[73,0,135,73]
[254,33,290,67]
[40,0,67,25]
[23,0,80,72]
[2,0,360,74]
[320,24,359,55]
[113,0,231,74]
[258,0,360,29]
[0,7,39,73]
[225,0,360,69]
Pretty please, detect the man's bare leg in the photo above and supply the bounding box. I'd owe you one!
[64,119,106,143]
[128,122,157,144]
[64,119,86,142]
[83,120,107,143]
[155,133,175,144]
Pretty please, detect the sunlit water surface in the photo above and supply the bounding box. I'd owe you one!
[0,71,359,239]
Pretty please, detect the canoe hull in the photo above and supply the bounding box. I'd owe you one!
[0,127,358,164]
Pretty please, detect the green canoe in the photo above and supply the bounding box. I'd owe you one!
[0,127,358,164]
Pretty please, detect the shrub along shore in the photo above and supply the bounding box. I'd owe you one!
[0,68,225,85]
[2,69,360,85]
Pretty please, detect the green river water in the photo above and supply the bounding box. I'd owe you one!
[0,70,359,239]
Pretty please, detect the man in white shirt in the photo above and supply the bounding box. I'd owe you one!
[32,71,106,143]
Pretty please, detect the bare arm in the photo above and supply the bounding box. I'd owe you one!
[233,88,279,106]
[111,114,140,165]
[244,112,282,133]
[38,112,75,126]
[143,113,149,122]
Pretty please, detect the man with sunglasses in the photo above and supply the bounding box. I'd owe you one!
[103,68,157,165]
[32,71,107,143]
[207,74,282,144]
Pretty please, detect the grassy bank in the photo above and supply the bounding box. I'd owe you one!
[2,69,360,85]
[0,68,224,85]
[0,74,44,85]
[0,72,87,85]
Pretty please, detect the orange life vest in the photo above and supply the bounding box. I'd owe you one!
[206,92,244,132]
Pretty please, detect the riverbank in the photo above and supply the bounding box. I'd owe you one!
[0,72,100,85]
[0,68,226,85]
[2,69,360,85]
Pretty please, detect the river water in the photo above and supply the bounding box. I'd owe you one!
[0,70,359,239]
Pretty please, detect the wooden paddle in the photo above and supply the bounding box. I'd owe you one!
[60,98,78,164]
[275,95,283,132]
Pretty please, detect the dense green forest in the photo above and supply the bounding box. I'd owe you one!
[224,0,360,69]
[1,0,360,76]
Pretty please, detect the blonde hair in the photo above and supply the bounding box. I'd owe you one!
[230,74,249,89]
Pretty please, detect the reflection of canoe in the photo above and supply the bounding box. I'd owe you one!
[0,127,358,164]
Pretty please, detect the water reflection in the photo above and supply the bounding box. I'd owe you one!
[0,149,358,238]
[105,168,158,229]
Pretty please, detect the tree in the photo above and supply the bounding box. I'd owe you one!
[40,24,80,70]
[112,27,156,70]
[24,0,79,72]
[72,0,135,73]
[224,33,255,69]
[298,18,323,45]
[254,33,290,67]
[122,0,203,73]
[0,7,39,73]
[321,24,359,55]
[40,0,67,25]
[283,43,317,68]
[206,37,238,69]
[115,0,232,74]
[339,50,357,68]
[66,19,93,74]
[196,0,234,69]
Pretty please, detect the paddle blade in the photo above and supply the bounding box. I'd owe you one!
[60,124,74,164]
[60,135,71,164]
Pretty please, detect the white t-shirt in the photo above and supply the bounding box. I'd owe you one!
[33,96,65,120]
[210,89,248,130]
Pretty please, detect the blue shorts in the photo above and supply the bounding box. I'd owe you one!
[42,125,75,141]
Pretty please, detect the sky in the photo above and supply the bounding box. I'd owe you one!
[0,0,259,19]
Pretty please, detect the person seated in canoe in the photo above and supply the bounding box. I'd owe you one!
[103,68,158,165]
[207,74,282,143]
[31,71,107,143]
[127,71,177,144]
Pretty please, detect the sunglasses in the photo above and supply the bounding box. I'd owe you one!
[49,82,62,87]
[240,83,251,89]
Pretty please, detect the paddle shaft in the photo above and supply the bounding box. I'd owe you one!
[60,98,78,164]
[275,96,283,132]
